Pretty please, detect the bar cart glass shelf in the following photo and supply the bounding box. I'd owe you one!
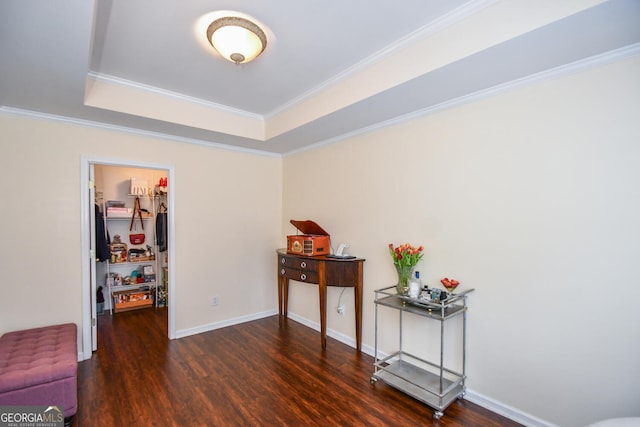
[371,286,474,420]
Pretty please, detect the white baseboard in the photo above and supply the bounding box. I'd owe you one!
[285,311,379,356]
[464,389,556,427]
[175,309,277,339]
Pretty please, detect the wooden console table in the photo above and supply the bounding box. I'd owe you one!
[277,249,365,351]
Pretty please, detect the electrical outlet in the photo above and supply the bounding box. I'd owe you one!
[211,296,219,306]
[337,305,345,315]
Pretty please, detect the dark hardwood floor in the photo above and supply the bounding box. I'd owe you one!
[76,308,521,426]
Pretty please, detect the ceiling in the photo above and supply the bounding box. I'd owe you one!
[1,0,639,155]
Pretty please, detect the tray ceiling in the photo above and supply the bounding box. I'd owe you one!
[1,0,639,154]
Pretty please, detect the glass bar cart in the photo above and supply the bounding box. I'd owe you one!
[371,286,474,419]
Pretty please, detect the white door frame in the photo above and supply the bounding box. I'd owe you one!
[89,163,97,351]
[80,155,176,360]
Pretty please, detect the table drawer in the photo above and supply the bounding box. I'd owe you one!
[278,255,319,272]
[279,266,319,283]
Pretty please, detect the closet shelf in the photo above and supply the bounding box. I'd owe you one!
[106,215,152,220]
[109,283,156,292]
[108,259,155,266]
[127,194,159,199]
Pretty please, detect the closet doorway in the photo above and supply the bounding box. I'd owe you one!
[81,157,175,359]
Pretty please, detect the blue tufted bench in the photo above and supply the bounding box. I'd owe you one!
[0,323,78,426]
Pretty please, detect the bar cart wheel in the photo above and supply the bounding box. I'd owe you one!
[370,376,378,384]
[433,411,444,420]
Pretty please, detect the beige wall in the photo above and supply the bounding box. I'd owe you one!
[282,56,640,426]
[0,116,282,342]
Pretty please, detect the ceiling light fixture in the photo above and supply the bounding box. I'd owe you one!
[206,16,267,64]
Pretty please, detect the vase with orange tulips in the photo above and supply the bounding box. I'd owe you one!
[388,243,424,295]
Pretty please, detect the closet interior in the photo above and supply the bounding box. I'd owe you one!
[94,165,169,316]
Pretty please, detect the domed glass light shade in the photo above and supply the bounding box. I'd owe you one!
[207,16,267,64]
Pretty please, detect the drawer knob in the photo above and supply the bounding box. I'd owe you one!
[300,274,307,281]
[300,262,307,269]
[281,258,286,264]
[280,268,285,275]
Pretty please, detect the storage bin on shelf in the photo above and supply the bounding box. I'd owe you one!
[112,289,153,313]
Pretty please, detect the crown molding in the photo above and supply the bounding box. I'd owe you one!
[282,43,640,157]
[86,71,264,120]
[0,106,281,158]
[4,44,637,158]
[267,0,497,119]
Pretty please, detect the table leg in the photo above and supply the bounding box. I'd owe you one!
[318,262,327,349]
[278,275,290,318]
[277,274,283,316]
[283,278,289,317]
[355,261,363,351]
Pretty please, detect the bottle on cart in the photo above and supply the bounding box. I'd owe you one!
[408,271,422,298]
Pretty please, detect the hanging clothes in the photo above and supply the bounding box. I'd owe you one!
[95,204,111,262]
[156,210,167,252]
